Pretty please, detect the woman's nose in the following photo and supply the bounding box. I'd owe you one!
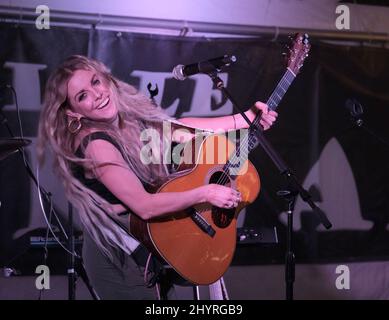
[93,89,103,100]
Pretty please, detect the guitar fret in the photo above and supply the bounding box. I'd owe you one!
[283,77,291,86]
[269,97,277,105]
[280,82,289,91]
[285,73,292,82]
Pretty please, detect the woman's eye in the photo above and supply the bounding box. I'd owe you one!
[93,79,101,85]
[78,93,86,101]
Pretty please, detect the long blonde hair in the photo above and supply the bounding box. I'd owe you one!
[37,55,171,258]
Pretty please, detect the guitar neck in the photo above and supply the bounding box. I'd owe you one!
[243,68,297,156]
[251,68,296,129]
[225,68,298,175]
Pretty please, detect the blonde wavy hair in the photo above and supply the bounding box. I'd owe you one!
[37,55,171,258]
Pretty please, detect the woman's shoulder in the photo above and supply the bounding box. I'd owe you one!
[75,129,117,157]
[77,129,115,146]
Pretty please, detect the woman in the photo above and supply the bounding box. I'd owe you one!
[37,55,277,299]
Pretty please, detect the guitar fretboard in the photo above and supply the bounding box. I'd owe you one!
[252,68,296,128]
[247,68,296,152]
[223,68,296,176]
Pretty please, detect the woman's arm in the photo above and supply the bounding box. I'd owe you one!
[177,101,278,132]
[84,140,241,220]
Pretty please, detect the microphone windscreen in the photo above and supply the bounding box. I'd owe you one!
[172,65,186,81]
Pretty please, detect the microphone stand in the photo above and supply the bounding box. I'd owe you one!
[206,71,332,300]
[67,202,100,300]
[277,189,298,300]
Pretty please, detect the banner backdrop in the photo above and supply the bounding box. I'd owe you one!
[1,23,389,273]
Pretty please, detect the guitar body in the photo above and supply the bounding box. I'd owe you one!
[130,133,260,285]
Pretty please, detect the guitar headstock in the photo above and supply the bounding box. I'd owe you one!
[287,33,311,75]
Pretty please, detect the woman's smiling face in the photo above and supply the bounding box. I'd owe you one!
[66,69,118,123]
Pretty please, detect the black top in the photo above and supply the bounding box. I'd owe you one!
[72,131,126,205]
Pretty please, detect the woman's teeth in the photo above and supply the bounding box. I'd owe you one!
[97,97,109,109]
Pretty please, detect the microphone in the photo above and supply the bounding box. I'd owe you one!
[345,98,364,126]
[172,55,236,81]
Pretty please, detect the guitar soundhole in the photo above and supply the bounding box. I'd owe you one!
[209,171,235,229]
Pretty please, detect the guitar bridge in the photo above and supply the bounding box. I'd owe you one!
[189,208,216,238]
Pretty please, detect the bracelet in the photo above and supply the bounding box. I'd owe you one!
[232,114,236,130]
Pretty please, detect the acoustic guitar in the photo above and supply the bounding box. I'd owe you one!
[130,33,311,285]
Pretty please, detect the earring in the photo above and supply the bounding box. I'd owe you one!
[67,117,82,134]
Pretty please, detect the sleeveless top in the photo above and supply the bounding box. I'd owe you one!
[72,131,126,205]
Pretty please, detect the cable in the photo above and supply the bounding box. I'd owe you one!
[38,197,52,301]
[7,85,24,139]
[144,253,153,285]
[36,166,80,258]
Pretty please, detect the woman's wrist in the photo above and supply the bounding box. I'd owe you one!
[247,105,257,121]
[233,108,255,129]
[194,186,208,203]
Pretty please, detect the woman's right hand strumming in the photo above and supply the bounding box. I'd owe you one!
[201,184,242,209]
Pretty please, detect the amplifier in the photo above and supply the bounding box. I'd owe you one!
[29,236,83,248]
[237,226,278,245]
